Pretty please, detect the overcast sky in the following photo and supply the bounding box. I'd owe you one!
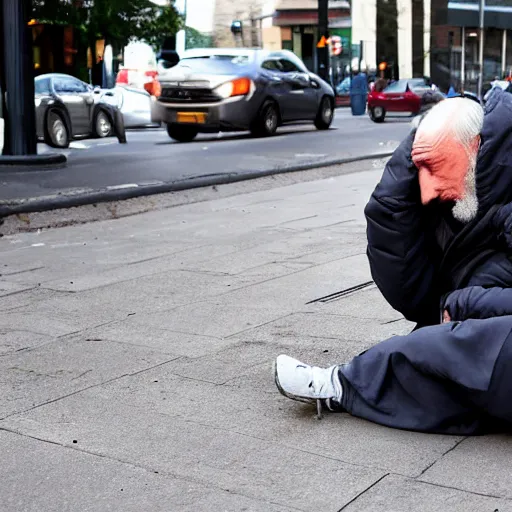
[151,0,215,34]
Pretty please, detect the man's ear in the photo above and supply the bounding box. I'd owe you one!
[469,135,481,154]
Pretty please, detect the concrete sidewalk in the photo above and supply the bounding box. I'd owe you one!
[0,165,510,511]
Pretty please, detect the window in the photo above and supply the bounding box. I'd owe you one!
[53,77,88,94]
[279,59,301,73]
[262,59,283,71]
[35,78,51,94]
[409,78,430,93]
[383,80,408,93]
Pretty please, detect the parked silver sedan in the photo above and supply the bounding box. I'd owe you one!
[35,74,124,148]
[154,48,335,142]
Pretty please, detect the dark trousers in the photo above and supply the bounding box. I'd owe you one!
[338,316,512,434]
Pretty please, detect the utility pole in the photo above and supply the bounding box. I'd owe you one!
[477,0,485,99]
[1,0,37,156]
[317,0,329,81]
[0,0,64,166]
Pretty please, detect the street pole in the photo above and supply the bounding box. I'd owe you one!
[477,0,485,99]
[0,0,66,166]
[1,0,37,156]
[317,0,329,81]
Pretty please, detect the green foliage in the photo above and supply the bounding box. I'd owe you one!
[185,26,213,50]
[32,0,183,50]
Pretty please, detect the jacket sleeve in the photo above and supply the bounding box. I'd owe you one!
[365,132,442,325]
[444,286,512,321]
[493,202,512,249]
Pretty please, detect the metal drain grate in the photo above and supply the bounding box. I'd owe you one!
[306,281,375,304]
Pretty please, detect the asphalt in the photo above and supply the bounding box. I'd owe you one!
[0,110,412,215]
[1,165,509,511]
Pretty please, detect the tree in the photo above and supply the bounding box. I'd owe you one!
[32,0,183,51]
[185,27,213,50]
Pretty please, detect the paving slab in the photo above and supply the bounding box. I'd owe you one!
[177,229,367,276]
[211,253,372,313]
[0,337,177,419]
[342,474,511,512]
[0,280,35,296]
[1,387,386,511]
[129,300,294,339]
[0,306,126,338]
[227,311,413,348]
[0,329,54,356]
[77,320,237,358]
[1,430,298,512]
[420,435,512,499]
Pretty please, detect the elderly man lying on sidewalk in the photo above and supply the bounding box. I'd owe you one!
[274,89,512,434]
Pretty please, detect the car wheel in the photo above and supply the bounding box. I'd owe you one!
[250,101,279,137]
[166,124,199,143]
[45,110,70,148]
[314,96,334,130]
[370,106,386,123]
[94,110,113,138]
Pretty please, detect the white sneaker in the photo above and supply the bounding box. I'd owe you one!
[274,355,343,417]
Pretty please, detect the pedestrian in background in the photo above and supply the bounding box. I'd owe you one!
[349,59,368,116]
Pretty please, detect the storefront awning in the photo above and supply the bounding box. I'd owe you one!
[447,1,512,29]
[273,9,349,26]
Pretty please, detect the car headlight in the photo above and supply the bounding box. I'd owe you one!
[35,98,42,107]
[215,78,253,99]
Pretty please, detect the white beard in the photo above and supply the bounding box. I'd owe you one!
[452,158,479,223]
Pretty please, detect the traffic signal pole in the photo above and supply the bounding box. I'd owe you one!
[317,0,329,81]
[0,0,65,166]
[1,0,37,156]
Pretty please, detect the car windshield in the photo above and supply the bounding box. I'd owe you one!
[178,55,251,74]
[383,80,408,93]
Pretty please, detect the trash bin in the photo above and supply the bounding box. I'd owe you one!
[350,72,368,116]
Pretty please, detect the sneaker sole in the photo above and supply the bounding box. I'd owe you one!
[272,359,316,405]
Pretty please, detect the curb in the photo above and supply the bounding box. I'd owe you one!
[0,153,67,170]
[0,151,394,217]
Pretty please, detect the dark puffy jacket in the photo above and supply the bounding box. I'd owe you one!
[365,88,512,326]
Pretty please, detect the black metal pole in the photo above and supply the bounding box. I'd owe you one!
[317,0,329,81]
[1,0,37,156]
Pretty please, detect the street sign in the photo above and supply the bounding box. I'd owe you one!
[317,36,328,48]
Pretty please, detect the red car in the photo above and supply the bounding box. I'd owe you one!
[368,78,431,122]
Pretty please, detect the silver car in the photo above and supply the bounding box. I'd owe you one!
[154,48,335,142]
[35,74,124,148]
[99,85,159,128]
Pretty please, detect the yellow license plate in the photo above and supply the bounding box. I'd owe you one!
[177,112,207,124]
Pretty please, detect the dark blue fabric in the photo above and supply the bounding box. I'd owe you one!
[339,317,512,434]
[445,286,512,320]
[365,88,512,326]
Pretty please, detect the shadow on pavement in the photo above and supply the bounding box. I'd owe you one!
[155,126,337,146]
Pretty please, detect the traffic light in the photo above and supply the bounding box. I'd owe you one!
[231,20,243,35]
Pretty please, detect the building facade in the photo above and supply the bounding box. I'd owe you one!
[213,0,512,93]
[213,0,351,76]
[432,0,512,92]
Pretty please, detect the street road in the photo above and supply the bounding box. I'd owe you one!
[2,109,413,201]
